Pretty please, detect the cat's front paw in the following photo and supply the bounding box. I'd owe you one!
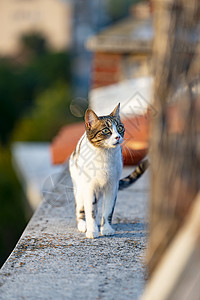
[101,223,115,236]
[77,220,87,233]
[86,230,99,239]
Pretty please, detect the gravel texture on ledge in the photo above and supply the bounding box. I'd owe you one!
[0,166,149,300]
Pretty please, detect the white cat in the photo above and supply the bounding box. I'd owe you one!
[69,103,149,238]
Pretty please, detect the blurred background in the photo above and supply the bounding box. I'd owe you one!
[0,0,151,268]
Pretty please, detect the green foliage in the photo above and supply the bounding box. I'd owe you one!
[21,32,48,56]
[0,60,24,144]
[0,50,71,145]
[0,147,27,267]
[13,81,76,142]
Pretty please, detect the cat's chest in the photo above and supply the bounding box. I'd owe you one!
[70,135,123,187]
[89,147,122,186]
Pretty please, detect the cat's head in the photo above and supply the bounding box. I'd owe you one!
[85,103,125,148]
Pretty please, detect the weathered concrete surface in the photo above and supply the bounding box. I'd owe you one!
[0,166,149,300]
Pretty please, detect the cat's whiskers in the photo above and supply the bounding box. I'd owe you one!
[121,140,136,161]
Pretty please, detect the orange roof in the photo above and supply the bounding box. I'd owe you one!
[50,114,149,165]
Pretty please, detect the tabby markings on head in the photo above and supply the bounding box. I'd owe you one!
[85,104,125,148]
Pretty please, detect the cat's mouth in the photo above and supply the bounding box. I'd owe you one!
[113,140,121,146]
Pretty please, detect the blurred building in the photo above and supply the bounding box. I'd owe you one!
[0,0,72,56]
[86,14,153,89]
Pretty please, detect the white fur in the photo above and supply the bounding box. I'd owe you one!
[77,220,87,233]
[69,130,123,239]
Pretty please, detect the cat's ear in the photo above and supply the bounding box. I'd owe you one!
[85,109,99,129]
[110,103,120,117]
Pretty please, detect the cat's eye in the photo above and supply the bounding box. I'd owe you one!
[102,128,110,135]
[117,125,124,132]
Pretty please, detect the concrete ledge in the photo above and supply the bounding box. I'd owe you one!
[0,166,149,300]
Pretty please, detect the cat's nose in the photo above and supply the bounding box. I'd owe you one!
[115,136,120,141]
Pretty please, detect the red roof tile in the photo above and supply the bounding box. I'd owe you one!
[50,114,149,165]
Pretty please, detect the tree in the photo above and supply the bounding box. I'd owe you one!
[12,81,76,142]
[0,50,71,145]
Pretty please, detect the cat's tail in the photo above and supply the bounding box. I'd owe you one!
[118,159,150,190]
